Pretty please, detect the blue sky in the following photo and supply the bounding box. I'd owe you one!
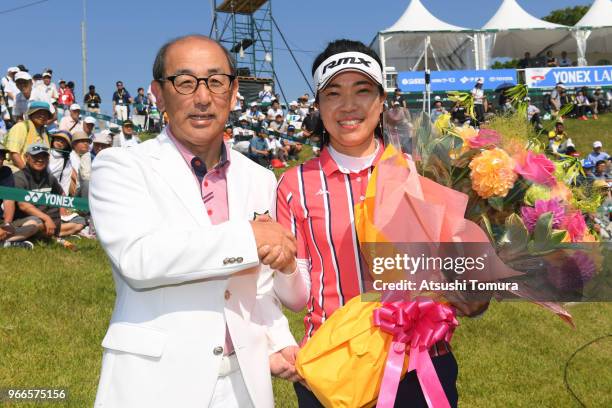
[2,0,592,113]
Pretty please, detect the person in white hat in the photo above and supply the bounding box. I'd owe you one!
[77,132,113,200]
[471,78,485,126]
[59,103,83,133]
[246,101,265,125]
[40,71,59,104]
[13,72,33,121]
[1,67,20,113]
[82,115,97,137]
[587,141,610,164]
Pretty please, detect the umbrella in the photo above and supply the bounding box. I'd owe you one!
[495,82,516,92]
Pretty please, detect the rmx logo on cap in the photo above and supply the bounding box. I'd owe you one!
[313,52,383,93]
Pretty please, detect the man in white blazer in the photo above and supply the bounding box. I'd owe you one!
[90,35,308,408]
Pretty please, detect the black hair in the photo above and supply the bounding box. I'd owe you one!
[311,39,385,146]
[596,160,606,167]
[89,85,95,90]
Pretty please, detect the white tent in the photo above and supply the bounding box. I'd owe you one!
[372,0,478,89]
[480,0,570,65]
[548,0,612,65]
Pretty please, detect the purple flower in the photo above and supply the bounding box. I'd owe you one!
[520,199,565,233]
[547,251,596,291]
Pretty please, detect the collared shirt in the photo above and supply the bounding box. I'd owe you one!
[250,136,269,157]
[4,120,50,171]
[113,132,141,148]
[13,92,29,119]
[112,90,131,106]
[587,151,610,164]
[166,127,230,224]
[276,142,384,342]
[59,116,83,133]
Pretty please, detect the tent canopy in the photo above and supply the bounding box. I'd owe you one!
[548,0,612,65]
[575,0,612,28]
[375,0,477,75]
[482,0,565,30]
[382,0,468,33]
[481,0,569,59]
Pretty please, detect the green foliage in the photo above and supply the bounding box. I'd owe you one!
[491,59,519,69]
[542,6,589,26]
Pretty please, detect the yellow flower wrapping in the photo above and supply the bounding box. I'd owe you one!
[295,296,409,408]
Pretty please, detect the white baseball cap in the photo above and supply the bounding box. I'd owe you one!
[92,132,112,145]
[593,141,603,148]
[15,72,32,81]
[250,102,258,107]
[290,100,298,106]
[7,66,19,73]
[42,71,52,78]
[434,95,441,101]
[84,116,96,124]
[70,103,81,111]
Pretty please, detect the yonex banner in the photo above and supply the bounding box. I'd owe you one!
[397,69,517,92]
[0,186,89,211]
[525,65,612,88]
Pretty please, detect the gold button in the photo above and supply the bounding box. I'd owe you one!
[223,258,230,265]
[224,290,231,300]
[213,346,223,355]
[236,257,243,263]
[228,257,236,263]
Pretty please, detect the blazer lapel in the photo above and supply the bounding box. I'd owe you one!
[151,130,208,226]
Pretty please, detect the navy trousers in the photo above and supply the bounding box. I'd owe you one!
[293,351,458,408]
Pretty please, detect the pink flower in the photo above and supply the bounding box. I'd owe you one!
[515,151,557,187]
[562,211,587,242]
[468,128,501,149]
[520,199,565,233]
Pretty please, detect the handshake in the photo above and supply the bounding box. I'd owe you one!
[250,213,297,275]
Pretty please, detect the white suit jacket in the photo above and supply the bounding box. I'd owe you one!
[90,129,307,408]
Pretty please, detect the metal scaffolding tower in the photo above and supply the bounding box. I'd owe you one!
[211,0,274,80]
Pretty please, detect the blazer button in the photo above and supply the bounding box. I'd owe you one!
[228,257,236,264]
[236,257,243,263]
[213,346,223,355]
[223,258,230,265]
[224,290,231,300]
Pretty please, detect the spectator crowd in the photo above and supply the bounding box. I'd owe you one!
[0,63,610,249]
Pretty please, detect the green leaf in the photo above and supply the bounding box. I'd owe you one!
[528,212,554,254]
[499,214,531,260]
[488,197,505,212]
[479,214,495,244]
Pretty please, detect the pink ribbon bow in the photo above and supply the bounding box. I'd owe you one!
[373,299,458,408]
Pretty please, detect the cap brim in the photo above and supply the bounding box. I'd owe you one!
[317,68,381,93]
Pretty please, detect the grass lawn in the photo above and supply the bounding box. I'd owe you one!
[1,114,610,407]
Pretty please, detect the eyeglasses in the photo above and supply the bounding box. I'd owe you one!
[160,73,235,95]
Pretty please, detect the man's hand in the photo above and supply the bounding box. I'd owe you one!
[42,216,56,237]
[0,228,9,241]
[269,345,302,382]
[250,220,296,272]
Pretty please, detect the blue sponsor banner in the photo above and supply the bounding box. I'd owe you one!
[525,66,612,88]
[397,69,516,92]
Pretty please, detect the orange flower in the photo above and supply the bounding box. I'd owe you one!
[469,148,518,198]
